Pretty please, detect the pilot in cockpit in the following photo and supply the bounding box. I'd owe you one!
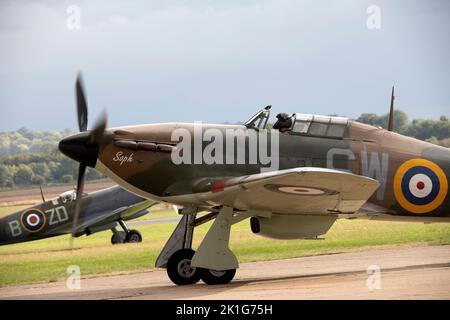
[273,113,293,132]
[59,190,77,204]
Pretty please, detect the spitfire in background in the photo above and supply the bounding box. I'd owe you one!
[58,74,450,285]
[0,186,157,245]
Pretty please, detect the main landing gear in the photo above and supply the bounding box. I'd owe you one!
[156,206,251,285]
[111,219,142,244]
[167,248,200,285]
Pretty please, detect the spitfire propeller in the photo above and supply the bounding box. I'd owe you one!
[59,73,107,243]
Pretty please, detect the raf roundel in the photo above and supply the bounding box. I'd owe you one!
[393,159,448,214]
[20,208,47,233]
[264,184,339,196]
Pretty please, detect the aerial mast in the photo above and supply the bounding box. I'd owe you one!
[388,86,395,131]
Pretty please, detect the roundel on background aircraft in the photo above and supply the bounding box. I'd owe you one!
[20,208,47,232]
[393,158,448,214]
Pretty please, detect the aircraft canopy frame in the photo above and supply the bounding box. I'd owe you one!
[290,113,349,139]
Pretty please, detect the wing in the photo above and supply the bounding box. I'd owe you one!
[195,167,380,214]
[77,199,158,234]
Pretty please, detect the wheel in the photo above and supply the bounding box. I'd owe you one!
[125,230,142,243]
[167,249,201,285]
[250,217,260,234]
[199,268,236,285]
[111,231,126,244]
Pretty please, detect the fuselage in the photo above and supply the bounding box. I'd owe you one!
[87,117,450,219]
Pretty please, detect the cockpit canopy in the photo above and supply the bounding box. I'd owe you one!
[244,106,349,139]
[270,112,349,138]
[290,113,349,138]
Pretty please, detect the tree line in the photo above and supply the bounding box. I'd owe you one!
[356,110,449,145]
[0,152,103,188]
[0,129,103,188]
[0,110,449,189]
[0,127,73,156]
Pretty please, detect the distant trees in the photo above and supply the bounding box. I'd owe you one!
[61,174,74,184]
[0,164,13,188]
[0,128,68,156]
[403,116,450,141]
[357,110,409,132]
[357,110,449,146]
[0,128,104,189]
[29,163,50,180]
[0,153,103,188]
[13,164,34,185]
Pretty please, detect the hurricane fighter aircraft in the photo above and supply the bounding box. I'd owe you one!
[0,185,157,246]
[59,75,449,285]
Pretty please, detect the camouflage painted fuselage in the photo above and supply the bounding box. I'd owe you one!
[92,120,450,219]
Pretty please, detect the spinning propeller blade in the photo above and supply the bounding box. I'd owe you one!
[61,72,108,247]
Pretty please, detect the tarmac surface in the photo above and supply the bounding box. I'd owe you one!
[1,245,449,300]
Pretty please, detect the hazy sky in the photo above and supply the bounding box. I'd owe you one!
[0,0,449,131]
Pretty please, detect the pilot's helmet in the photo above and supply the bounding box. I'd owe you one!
[273,113,293,130]
[64,194,72,203]
[60,191,75,203]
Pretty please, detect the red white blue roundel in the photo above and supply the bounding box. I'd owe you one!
[393,158,448,214]
[264,184,338,196]
[20,208,46,232]
[401,167,439,205]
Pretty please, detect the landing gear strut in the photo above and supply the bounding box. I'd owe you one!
[156,213,200,285]
[156,207,252,285]
[110,219,142,244]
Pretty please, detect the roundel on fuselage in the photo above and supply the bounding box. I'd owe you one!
[393,158,448,214]
[20,208,47,232]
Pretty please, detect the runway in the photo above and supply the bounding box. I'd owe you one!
[1,245,449,300]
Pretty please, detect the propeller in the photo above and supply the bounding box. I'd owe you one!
[61,73,108,246]
[76,74,88,132]
[71,163,86,242]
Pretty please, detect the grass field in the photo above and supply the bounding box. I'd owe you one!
[1,210,450,287]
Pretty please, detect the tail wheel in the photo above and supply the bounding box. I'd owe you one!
[167,249,201,285]
[125,230,142,243]
[199,268,236,285]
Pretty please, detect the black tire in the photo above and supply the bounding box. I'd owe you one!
[250,217,260,234]
[111,231,126,244]
[199,268,236,285]
[167,249,201,285]
[125,230,142,243]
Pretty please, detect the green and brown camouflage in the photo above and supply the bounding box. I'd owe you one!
[60,107,450,220]
[58,77,450,284]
